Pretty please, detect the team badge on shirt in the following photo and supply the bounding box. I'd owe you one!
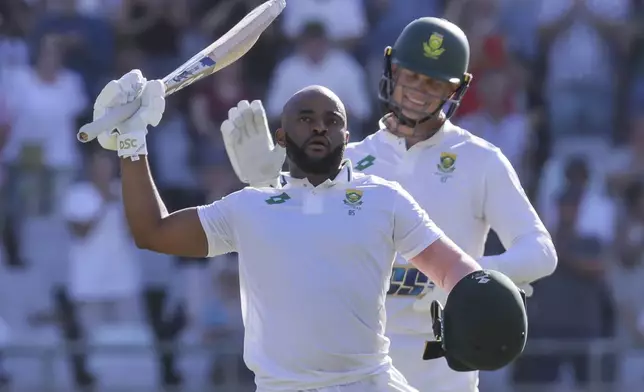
[344,189,363,206]
[435,152,457,183]
[437,152,457,173]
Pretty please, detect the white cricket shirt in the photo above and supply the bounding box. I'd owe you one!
[345,120,556,335]
[197,163,442,391]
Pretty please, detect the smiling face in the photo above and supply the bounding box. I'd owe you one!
[276,86,349,175]
[391,66,459,122]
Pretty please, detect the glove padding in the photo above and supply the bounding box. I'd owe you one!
[94,69,166,159]
[220,100,285,188]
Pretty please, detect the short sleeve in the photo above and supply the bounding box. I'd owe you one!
[62,182,103,223]
[392,183,444,260]
[197,194,238,257]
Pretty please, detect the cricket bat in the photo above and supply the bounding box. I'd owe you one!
[77,0,286,143]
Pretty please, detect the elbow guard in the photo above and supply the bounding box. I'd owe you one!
[422,270,528,372]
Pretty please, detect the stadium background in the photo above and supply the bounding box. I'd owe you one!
[0,0,643,391]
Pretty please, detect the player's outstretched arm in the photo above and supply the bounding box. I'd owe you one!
[390,183,481,293]
[410,237,482,293]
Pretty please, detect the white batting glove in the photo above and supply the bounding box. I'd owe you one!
[94,69,166,160]
[221,100,285,188]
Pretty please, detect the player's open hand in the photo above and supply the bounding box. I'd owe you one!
[221,100,285,188]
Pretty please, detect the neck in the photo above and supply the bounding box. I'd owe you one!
[289,164,342,187]
[384,114,445,149]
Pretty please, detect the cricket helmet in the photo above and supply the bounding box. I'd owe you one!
[379,17,473,127]
[423,270,528,371]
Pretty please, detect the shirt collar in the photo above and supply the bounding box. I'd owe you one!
[376,116,456,149]
[279,160,354,189]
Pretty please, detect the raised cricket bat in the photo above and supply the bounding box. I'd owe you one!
[77,0,286,143]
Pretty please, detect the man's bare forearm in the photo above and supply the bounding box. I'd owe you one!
[120,157,169,248]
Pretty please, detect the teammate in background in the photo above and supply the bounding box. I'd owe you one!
[220,18,557,392]
[92,70,527,392]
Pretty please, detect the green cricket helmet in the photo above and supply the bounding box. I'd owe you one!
[379,17,473,127]
[423,270,528,371]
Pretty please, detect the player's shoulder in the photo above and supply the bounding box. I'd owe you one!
[444,121,505,163]
[211,186,284,206]
[346,130,387,155]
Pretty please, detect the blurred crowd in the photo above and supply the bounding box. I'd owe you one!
[0,0,643,390]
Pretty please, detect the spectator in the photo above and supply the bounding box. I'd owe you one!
[189,61,252,134]
[445,0,512,119]
[0,0,31,76]
[513,188,612,389]
[457,69,532,179]
[612,180,644,390]
[59,149,141,388]
[202,258,252,387]
[62,149,140,327]
[607,115,644,199]
[630,0,644,118]
[265,21,371,138]
[1,34,87,266]
[114,0,188,79]
[280,0,367,51]
[541,156,616,244]
[537,0,631,142]
[30,0,114,99]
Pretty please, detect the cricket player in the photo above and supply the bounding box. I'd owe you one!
[219,18,557,392]
[91,70,527,392]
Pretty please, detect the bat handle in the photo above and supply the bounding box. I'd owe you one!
[76,98,142,143]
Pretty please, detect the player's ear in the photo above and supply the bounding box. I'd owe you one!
[344,130,350,145]
[275,128,286,148]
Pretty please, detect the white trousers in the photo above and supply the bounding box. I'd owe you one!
[257,367,418,392]
[388,332,478,392]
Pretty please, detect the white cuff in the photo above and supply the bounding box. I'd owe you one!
[117,130,147,160]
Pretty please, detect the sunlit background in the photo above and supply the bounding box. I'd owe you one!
[0,0,643,391]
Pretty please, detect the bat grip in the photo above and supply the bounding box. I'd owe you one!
[76,98,142,143]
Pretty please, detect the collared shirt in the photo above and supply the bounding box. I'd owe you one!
[197,163,442,391]
[345,120,556,335]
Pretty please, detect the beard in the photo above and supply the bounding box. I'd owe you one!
[284,133,345,175]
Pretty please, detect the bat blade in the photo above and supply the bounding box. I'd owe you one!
[77,0,285,143]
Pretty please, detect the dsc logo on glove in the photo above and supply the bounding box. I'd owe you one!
[119,139,138,149]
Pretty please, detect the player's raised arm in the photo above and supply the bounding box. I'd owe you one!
[91,70,236,258]
[390,182,481,292]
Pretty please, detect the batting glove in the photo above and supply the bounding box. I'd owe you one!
[221,100,285,188]
[94,69,166,160]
